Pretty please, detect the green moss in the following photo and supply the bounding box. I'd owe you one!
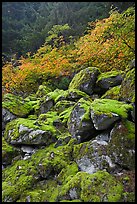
[54,100,75,114]
[2,159,38,202]
[90,99,133,118]
[2,137,19,165]
[4,116,58,144]
[73,141,91,160]
[2,93,34,117]
[59,106,74,124]
[123,120,135,140]
[46,89,66,103]
[78,98,92,120]
[58,171,123,202]
[97,70,123,82]
[119,68,135,103]
[55,89,90,102]
[57,162,79,185]
[28,114,38,120]
[36,85,52,98]
[101,85,121,99]
[69,67,100,91]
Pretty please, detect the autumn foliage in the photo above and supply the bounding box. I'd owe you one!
[2,7,135,95]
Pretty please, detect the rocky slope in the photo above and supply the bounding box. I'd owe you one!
[2,60,135,202]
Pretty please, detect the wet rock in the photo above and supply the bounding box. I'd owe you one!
[90,110,120,130]
[69,67,100,95]
[68,98,96,142]
[90,99,133,130]
[2,108,16,130]
[94,70,123,95]
[35,96,54,116]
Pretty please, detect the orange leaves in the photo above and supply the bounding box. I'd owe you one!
[74,8,135,72]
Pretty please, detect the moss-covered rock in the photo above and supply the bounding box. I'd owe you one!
[2,159,38,202]
[69,67,100,95]
[36,84,52,98]
[4,117,58,146]
[34,96,54,116]
[2,93,34,117]
[2,137,21,166]
[90,98,133,130]
[54,100,75,114]
[55,89,91,102]
[68,98,97,142]
[119,67,135,103]
[101,85,121,100]
[72,132,117,174]
[2,142,76,202]
[57,171,123,202]
[94,70,123,95]
[107,120,135,170]
[90,99,133,119]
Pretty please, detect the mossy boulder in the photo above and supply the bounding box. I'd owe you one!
[34,96,54,116]
[94,70,123,95]
[55,89,90,102]
[72,132,116,174]
[107,120,135,170]
[101,85,121,100]
[119,67,135,103]
[4,117,58,146]
[2,137,21,167]
[69,67,100,95]
[36,84,52,98]
[57,171,123,202]
[2,142,76,202]
[68,98,97,142]
[2,93,34,117]
[90,99,133,130]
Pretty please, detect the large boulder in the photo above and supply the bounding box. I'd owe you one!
[69,67,100,95]
[90,99,133,130]
[94,70,123,95]
[107,120,135,170]
[4,117,58,146]
[68,98,97,142]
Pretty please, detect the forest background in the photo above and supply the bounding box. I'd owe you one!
[2,2,135,96]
